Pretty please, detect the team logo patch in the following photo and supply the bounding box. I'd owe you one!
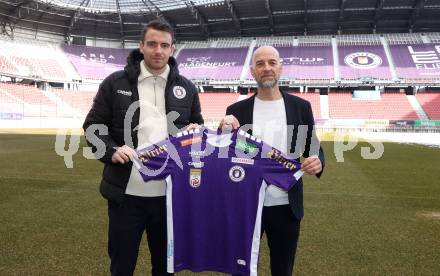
[189,168,202,188]
[231,157,254,165]
[344,52,382,69]
[173,86,186,99]
[180,136,202,147]
[229,165,245,182]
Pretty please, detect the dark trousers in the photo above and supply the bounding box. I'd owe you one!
[262,205,301,276]
[108,195,173,276]
[233,205,301,276]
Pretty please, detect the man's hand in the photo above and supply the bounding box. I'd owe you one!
[185,123,201,131]
[218,115,240,130]
[112,145,137,164]
[301,155,322,175]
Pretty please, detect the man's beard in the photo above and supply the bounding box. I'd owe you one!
[256,77,278,89]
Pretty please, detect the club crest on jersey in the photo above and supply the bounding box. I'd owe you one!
[173,86,186,99]
[190,168,202,188]
[229,165,245,182]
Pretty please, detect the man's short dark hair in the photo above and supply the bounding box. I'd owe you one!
[141,19,174,44]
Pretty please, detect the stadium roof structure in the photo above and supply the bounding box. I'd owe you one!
[0,0,440,42]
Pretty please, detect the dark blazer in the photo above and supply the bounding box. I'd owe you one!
[226,92,325,220]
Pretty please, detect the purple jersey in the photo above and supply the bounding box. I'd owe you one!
[134,127,302,275]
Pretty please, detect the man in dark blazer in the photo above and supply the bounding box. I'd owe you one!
[221,46,325,276]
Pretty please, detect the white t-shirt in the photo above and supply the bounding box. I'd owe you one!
[253,97,290,206]
[125,62,169,197]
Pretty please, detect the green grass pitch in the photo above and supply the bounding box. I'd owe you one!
[0,134,439,275]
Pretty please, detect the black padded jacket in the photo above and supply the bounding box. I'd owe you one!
[83,49,204,203]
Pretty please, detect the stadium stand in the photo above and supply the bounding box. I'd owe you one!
[51,89,96,116]
[1,33,440,128]
[0,39,74,81]
[328,92,419,120]
[337,34,382,46]
[255,36,295,47]
[0,55,19,76]
[385,33,425,45]
[390,44,440,81]
[0,82,56,117]
[198,93,239,119]
[415,92,440,120]
[289,92,322,119]
[278,46,334,82]
[3,79,437,123]
[297,36,331,47]
[0,33,439,85]
[62,44,130,80]
[176,47,248,80]
[338,45,392,80]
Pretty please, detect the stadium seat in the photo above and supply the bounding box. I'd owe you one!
[416,92,440,120]
[328,92,419,120]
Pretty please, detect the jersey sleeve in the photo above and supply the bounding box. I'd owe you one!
[133,138,177,182]
[261,146,303,191]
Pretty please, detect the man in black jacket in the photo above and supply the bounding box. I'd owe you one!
[221,46,325,275]
[83,20,203,276]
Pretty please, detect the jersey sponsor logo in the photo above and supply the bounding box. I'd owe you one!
[231,157,254,165]
[116,89,132,96]
[229,165,245,182]
[236,140,257,154]
[139,145,168,163]
[173,86,186,99]
[189,150,206,156]
[267,148,298,170]
[189,168,202,188]
[188,161,204,168]
[180,136,202,147]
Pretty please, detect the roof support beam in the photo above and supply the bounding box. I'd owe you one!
[145,0,171,23]
[409,0,426,32]
[0,0,34,34]
[373,0,385,32]
[265,0,274,34]
[303,0,308,35]
[337,0,346,34]
[224,0,241,35]
[66,0,89,39]
[34,6,52,39]
[8,0,34,17]
[141,0,177,40]
[186,1,209,38]
[0,19,14,38]
[115,0,125,46]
